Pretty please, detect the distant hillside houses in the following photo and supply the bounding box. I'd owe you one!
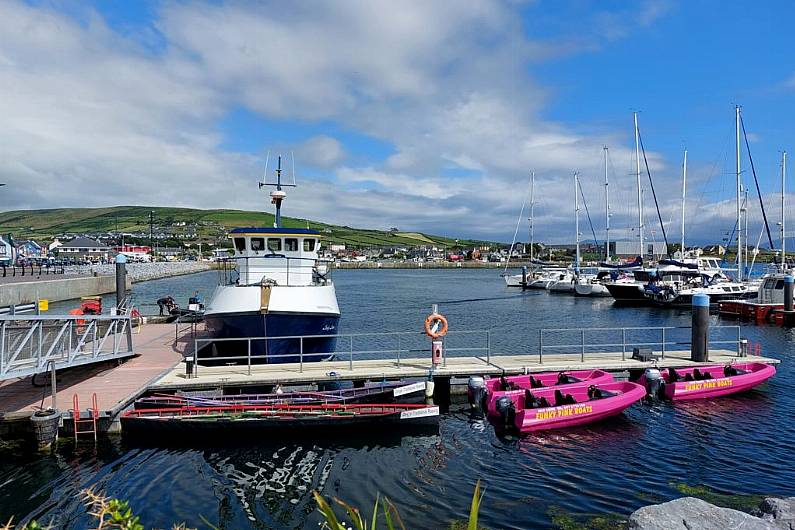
[0,236,11,265]
[57,237,111,261]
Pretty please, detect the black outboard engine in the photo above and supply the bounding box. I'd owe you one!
[494,396,516,427]
[467,376,487,411]
[643,368,664,399]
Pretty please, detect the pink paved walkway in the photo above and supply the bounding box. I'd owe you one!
[0,323,185,418]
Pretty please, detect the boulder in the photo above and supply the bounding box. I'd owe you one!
[752,497,795,529]
[628,497,776,530]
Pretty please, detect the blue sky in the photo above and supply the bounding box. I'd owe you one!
[2,0,794,244]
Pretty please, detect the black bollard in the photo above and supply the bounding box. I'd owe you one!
[691,293,709,362]
[521,266,528,288]
[785,275,794,312]
[115,254,127,312]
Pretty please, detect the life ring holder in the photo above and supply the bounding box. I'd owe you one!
[130,308,143,332]
[424,313,448,339]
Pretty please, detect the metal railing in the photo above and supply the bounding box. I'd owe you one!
[1,264,66,278]
[538,325,743,363]
[216,255,333,287]
[190,330,491,376]
[0,314,135,380]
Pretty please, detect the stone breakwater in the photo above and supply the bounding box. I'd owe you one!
[85,261,213,282]
[628,496,795,529]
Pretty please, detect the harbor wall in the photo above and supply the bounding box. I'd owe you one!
[0,275,131,307]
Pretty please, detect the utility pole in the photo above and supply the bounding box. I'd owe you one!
[149,211,155,260]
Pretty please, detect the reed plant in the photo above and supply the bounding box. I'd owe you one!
[313,480,485,530]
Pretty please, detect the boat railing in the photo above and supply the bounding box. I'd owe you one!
[538,325,743,363]
[216,255,333,287]
[191,329,491,375]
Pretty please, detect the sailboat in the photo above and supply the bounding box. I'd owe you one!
[202,154,341,363]
[575,148,615,297]
[548,172,580,293]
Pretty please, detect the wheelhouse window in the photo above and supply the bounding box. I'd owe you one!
[267,238,282,252]
[775,280,785,290]
[285,238,298,252]
[764,279,776,290]
[303,238,316,251]
[251,238,265,251]
[234,238,246,252]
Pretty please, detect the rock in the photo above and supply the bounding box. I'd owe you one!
[628,497,776,530]
[752,497,795,529]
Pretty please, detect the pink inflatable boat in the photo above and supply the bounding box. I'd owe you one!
[638,363,776,401]
[492,381,646,433]
[485,370,614,417]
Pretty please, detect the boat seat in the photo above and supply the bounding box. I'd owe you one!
[556,372,580,385]
[684,373,694,382]
[529,376,544,388]
[554,389,577,406]
[724,365,747,377]
[588,385,618,400]
[667,368,681,382]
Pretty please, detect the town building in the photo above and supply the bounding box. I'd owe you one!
[57,237,112,261]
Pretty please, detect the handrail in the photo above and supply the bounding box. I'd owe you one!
[538,325,743,362]
[215,255,333,287]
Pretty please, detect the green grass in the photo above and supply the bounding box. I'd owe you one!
[0,206,498,249]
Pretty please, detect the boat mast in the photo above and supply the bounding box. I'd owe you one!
[529,171,535,264]
[634,112,644,259]
[575,171,580,273]
[604,147,610,262]
[735,105,743,282]
[782,151,787,270]
[681,149,687,257]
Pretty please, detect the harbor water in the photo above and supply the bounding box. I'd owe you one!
[2,269,794,528]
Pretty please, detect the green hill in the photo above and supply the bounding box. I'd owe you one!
[0,206,497,249]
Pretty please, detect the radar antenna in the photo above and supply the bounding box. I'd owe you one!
[259,152,296,228]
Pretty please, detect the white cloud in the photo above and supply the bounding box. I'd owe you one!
[0,0,727,244]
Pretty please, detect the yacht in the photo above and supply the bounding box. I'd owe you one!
[643,267,754,307]
[202,156,340,363]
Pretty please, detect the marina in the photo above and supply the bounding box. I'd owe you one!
[2,2,795,528]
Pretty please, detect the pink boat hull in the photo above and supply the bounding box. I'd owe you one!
[512,381,646,433]
[658,362,776,401]
[485,370,614,417]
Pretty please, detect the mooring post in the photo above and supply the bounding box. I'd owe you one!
[115,254,127,312]
[691,293,710,362]
[521,266,528,289]
[432,375,451,406]
[785,275,794,312]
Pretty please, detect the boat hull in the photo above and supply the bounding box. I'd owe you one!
[121,404,440,438]
[605,282,648,303]
[203,311,339,363]
[512,381,645,432]
[645,363,776,401]
[574,283,610,297]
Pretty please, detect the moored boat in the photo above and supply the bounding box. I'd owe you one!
[134,381,427,409]
[491,381,645,433]
[637,363,775,401]
[485,370,614,416]
[121,403,440,437]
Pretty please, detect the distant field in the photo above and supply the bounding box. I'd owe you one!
[0,206,497,249]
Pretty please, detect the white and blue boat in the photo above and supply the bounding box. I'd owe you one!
[203,155,340,363]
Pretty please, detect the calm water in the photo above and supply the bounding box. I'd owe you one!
[3,269,794,529]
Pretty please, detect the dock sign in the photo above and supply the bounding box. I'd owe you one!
[393,381,425,397]
[399,406,439,420]
[38,299,49,312]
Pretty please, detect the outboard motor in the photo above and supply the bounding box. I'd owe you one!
[494,396,516,428]
[643,368,664,399]
[467,376,487,411]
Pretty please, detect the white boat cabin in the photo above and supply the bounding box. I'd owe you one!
[227,227,329,286]
[758,274,790,304]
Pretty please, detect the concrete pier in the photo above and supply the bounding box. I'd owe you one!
[0,274,131,307]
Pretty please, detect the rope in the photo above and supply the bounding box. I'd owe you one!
[637,130,670,255]
[577,178,600,248]
[740,114,775,249]
[503,178,531,274]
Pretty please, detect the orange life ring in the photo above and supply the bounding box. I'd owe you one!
[424,313,448,338]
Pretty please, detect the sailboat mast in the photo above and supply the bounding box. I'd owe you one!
[604,147,610,262]
[782,151,787,269]
[634,112,644,258]
[735,105,743,282]
[530,172,536,263]
[575,172,580,272]
[681,149,687,256]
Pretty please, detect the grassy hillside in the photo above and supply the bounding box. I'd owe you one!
[0,206,497,249]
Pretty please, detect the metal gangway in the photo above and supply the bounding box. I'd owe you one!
[0,313,135,380]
